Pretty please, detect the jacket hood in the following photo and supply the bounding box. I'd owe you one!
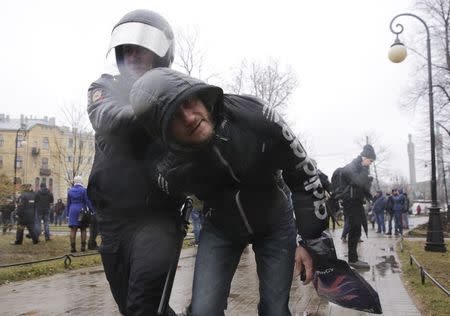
[130,68,223,148]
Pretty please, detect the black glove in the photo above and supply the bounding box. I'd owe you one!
[154,152,197,196]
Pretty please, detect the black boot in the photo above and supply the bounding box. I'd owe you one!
[71,242,76,253]
[88,241,99,250]
[81,242,86,252]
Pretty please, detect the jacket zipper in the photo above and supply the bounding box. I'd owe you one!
[235,191,254,235]
[212,145,254,235]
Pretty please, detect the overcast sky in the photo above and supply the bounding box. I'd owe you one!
[2,0,430,182]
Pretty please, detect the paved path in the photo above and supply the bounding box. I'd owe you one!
[0,217,428,316]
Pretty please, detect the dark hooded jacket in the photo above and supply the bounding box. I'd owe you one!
[35,187,54,214]
[130,68,328,240]
[340,156,373,203]
[86,73,183,229]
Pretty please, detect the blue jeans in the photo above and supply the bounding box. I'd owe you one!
[192,218,202,244]
[375,212,385,233]
[35,212,50,240]
[190,217,296,316]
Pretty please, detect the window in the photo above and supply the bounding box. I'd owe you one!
[68,138,73,148]
[0,135,3,147]
[17,134,25,148]
[42,137,49,149]
[67,155,73,163]
[0,155,3,168]
[42,157,49,169]
[49,178,53,193]
[16,155,23,169]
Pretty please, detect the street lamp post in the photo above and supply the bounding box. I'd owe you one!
[13,123,27,202]
[389,13,446,252]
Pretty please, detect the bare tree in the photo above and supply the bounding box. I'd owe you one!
[174,27,217,82]
[403,0,450,117]
[228,59,298,112]
[0,174,14,205]
[52,104,94,187]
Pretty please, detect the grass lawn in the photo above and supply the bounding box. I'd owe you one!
[0,230,194,285]
[408,214,450,238]
[397,239,450,316]
[0,233,101,285]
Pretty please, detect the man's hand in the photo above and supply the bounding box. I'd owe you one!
[294,245,314,285]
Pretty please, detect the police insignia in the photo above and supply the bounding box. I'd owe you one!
[91,89,103,103]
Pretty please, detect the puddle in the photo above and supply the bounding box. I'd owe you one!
[375,255,400,276]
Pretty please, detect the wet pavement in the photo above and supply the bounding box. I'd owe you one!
[0,217,428,316]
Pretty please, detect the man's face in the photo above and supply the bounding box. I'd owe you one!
[168,96,214,146]
[361,157,374,167]
[122,44,155,79]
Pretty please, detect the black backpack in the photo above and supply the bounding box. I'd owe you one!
[331,167,349,199]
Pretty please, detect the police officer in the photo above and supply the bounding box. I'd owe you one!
[87,10,183,315]
[11,184,39,245]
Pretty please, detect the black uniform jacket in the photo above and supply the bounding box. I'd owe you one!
[130,68,328,240]
[87,73,182,227]
[16,191,36,225]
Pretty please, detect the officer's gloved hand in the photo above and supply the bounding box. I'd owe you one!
[155,152,197,196]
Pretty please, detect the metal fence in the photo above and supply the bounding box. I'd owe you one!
[0,235,195,269]
[409,254,450,297]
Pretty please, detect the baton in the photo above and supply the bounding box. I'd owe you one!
[157,197,193,315]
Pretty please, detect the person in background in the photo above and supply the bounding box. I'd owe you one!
[392,189,405,236]
[385,190,395,235]
[402,192,410,230]
[66,176,93,252]
[34,182,54,241]
[1,198,14,234]
[372,191,386,234]
[54,198,65,226]
[11,185,39,245]
[416,204,422,215]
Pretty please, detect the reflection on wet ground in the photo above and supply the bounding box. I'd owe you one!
[0,217,428,316]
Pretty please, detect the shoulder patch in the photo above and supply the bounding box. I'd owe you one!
[90,88,104,104]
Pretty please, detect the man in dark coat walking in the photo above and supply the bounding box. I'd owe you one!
[340,144,375,269]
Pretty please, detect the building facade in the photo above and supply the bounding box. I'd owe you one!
[0,114,94,201]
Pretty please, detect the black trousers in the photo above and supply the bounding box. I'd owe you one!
[343,202,363,262]
[15,221,38,244]
[88,215,99,248]
[99,213,182,316]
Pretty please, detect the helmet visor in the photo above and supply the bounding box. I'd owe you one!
[107,22,171,58]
